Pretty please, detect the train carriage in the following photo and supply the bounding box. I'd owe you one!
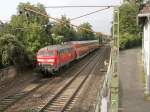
[36,40,99,75]
[70,40,99,59]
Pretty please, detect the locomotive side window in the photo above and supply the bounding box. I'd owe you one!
[63,49,65,53]
[57,50,60,55]
[59,50,61,55]
[66,48,68,53]
[62,49,64,54]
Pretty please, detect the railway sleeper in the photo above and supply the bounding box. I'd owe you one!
[50,103,65,106]
[46,107,62,110]
[52,100,66,104]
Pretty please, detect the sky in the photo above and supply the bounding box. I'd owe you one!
[0,0,122,35]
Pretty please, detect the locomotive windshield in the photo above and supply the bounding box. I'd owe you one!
[37,50,54,56]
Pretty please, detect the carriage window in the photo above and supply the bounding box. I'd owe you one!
[64,49,66,53]
[57,51,60,55]
[61,49,64,54]
[65,48,68,53]
[59,51,61,54]
[62,49,64,54]
[63,49,65,53]
[68,48,70,52]
[67,48,69,52]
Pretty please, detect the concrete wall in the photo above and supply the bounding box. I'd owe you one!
[143,19,150,95]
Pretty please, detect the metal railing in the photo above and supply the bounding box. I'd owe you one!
[95,50,113,112]
[95,46,119,112]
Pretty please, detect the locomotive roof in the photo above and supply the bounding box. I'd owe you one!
[67,40,98,44]
[39,44,72,51]
[38,40,98,52]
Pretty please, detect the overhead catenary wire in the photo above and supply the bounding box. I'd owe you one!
[1,6,110,34]
[70,7,110,21]
[44,5,119,8]
[24,6,109,34]
[25,7,95,33]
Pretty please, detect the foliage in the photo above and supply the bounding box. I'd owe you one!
[77,22,95,40]
[0,2,98,70]
[95,32,103,44]
[119,2,142,49]
[51,16,76,43]
[124,0,144,4]
[10,3,52,62]
[120,33,141,49]
[0,22,12,37]
[0,34,30,70]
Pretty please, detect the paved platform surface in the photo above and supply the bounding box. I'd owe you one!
[119,48,150,112]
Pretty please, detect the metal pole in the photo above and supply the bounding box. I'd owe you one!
[110,7,119,112]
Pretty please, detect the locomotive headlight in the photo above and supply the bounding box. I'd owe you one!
[47,59,55,62]
[37,59,44,62]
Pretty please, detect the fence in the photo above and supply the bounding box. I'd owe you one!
[95,49,113,112]
[94,47,119,112]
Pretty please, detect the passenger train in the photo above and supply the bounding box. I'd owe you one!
[36,40,99,74]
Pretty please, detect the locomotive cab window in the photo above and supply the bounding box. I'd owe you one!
[37,50,54,56]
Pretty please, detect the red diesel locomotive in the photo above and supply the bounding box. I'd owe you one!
[36,40,99,74]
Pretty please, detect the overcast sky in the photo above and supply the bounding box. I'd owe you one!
[0,0,122,35]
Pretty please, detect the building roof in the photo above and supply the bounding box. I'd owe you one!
[140,3,150,14]
[138,3,150,25]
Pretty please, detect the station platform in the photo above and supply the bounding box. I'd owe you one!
[119,48,150,112]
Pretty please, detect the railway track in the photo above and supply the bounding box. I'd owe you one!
[0,77,52,112]
[69,46,111,112]
[38,48,106,112]
[1,48,99,112]
[2,47,109,112]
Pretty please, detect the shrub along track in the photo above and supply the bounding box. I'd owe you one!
[4,47,103,112]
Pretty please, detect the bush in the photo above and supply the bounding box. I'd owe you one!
[119,2,142,49]
[0,34,31,71]
[119,33,142,49]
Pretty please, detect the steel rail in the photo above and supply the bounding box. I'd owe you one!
[0,78,52,112]
[62,48,107,112]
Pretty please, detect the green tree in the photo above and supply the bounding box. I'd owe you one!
[0,21,3,36]
[119,2,142,49]
[77,22,95,40]
[51,16,76,43]
[0,34,30,70]
[10,2,51,61]
[95,32,102,44]
[0,22,12,37]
